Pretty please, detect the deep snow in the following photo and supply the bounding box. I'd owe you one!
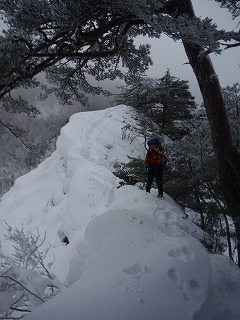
[1,105,240,320]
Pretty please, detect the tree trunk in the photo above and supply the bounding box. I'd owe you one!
[180,0,240,265]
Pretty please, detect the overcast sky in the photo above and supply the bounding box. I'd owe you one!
[142,0,240,104]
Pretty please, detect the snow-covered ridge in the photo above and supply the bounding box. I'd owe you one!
[0,105,144,276]
[1,105,240,320]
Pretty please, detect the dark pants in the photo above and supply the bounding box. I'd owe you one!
[146,164,164,196]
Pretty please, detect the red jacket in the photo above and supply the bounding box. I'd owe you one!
[144,147,168,165]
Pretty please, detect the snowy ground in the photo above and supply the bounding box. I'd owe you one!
[1,105,240,320]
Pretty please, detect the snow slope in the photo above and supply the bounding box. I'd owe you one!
[1,105,240,320]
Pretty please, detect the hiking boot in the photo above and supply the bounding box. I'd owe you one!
[157,194,164,199]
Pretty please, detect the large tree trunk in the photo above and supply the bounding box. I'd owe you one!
[179,0,240,265]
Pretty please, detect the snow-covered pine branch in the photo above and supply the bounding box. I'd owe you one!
[0,225,64,319]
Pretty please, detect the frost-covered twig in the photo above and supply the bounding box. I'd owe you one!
[0,274,45,303]
[0,224,64,319]
[4,223,52,276]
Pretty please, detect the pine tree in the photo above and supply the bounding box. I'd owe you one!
[153,69,196,139]
[117,70,196,139]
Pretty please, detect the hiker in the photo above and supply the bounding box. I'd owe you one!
[144,139,168,198]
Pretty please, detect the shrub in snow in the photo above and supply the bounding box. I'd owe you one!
[0,225,64,319]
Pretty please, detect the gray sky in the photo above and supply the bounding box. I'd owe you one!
[141,0,240,104]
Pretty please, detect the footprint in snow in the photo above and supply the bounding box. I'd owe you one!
[168,267,203,300]
[89,201,96,208]
[88,193,94,198]
[167,245,194,262]
[123,263,142,275]
[167,267,190,301]
[123,263,149,275]
[130,216,144,225]
[189,278,204,294]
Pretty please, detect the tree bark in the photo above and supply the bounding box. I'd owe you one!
[180,0,240,265]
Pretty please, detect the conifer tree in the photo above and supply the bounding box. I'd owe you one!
[153,70,195,139]
[117,70,196,139]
